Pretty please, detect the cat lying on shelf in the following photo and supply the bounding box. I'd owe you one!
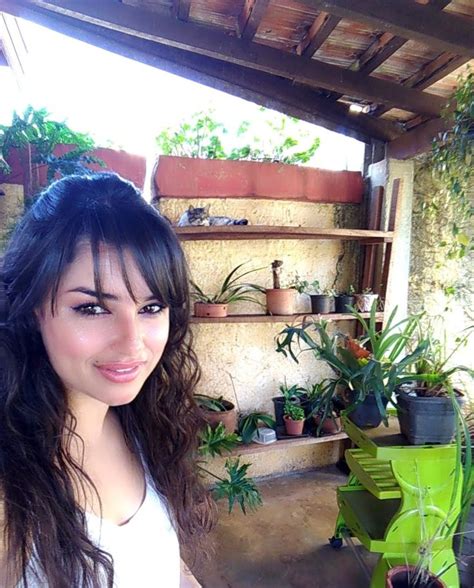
[177,205,249,227]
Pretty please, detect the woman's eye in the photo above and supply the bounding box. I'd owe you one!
[73,304,108,316]
[140,303,165,315]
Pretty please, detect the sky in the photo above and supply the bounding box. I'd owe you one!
[1,18,365,171]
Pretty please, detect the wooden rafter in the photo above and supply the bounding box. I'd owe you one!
[296,0,474,58]
[172,0,191,22]
[296,12,340,57]
[238,0,269,40]
[388,117,447,159]
[354,0,451,75]
[373,52,468,118]
[0,0,403,143]
[12,0,445,117]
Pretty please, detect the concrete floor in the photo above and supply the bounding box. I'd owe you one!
[198,466,377,588]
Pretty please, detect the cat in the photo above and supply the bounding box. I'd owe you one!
[177,205,249,227]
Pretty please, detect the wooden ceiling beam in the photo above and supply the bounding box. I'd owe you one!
[296,12,340,57]
[373,52,468,118]
[0,0,402,143]
[172,0,191,22]
[14,0,445,117]
[297,0,473,58]
[388,116,447,159]
[238,0,270,40]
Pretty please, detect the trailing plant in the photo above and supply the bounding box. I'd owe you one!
[190,262,265,305]
[0,106,103,203]
[198,423,262,513]
[155,109,320,164]
[428,69,473,260]
[238,412,276,445]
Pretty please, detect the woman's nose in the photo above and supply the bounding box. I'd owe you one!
[113,314,145,355]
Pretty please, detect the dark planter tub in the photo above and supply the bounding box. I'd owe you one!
[310,294,334,314]
[385,565,446,588]
[334,295,355,313]
[396,389,463,445]
[346,392,389,428]
[272,395,309,428]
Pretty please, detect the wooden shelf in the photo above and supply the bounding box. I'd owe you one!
[190,312,384,324]
[229,431,348,456]
[176,225,393,243]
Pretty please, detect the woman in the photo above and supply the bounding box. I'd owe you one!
[0,173,215,587]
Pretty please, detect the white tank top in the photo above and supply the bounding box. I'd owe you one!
[19,479,180,587]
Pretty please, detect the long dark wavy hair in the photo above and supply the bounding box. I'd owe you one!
[0,173,216,587]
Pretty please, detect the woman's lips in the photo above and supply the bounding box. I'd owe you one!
[96,362,145,383]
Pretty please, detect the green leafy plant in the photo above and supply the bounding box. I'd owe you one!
[198,423,262,514]
[428,69,473,260]
[283,402,305,421]
[195,394,229,412]
[398,325,473,397]
[213,458,263,514]
[190,262,265,305]
[276,304,426,423]
[238,412,276,444]
[155,109,320,165]
[0,106,103,203]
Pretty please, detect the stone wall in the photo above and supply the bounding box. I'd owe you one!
[0,183,23,252]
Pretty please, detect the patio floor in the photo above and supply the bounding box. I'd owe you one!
[197,466,377,588]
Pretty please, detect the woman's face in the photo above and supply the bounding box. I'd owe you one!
[36,243,170,408]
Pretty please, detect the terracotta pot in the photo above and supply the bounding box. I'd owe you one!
[194,302,228,317]
[355,293,379,312]
[283,415,305,436]
[314,414,342,435]
[385,565,446,588]
[266,289,295,315]
[202,399,237,434]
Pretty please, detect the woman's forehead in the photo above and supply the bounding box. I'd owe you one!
[59,242,150,296]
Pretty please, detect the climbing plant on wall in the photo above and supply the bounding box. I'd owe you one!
[428,69,473,260]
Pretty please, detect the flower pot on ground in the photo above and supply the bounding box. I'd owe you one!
[283,402,305,436]
[195,394,238,434]
[355,290,379,312]
[385,565,446,588]
[191,262,265,318]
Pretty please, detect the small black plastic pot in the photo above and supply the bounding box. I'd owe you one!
[396,389,463,445]
[310,294,334,314]
[334,295,355,313]
[345,392,389,428]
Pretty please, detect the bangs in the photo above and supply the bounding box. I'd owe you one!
[48,196,187,314]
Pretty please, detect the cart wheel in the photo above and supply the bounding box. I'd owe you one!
[329,536,343,549]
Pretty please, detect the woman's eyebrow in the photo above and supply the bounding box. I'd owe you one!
[66,287,158,302]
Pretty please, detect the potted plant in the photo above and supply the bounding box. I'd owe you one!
[276,305,426,428]
[385,565,446,587]
[195,394,238,434]
[395,326,473,445]
[283,402,306,436]
[272,382,305,428]
[238,411,276,444]
[191,262,265,318]
[355,287,379,312]
[334,285,356,313]
[292,275,335,314]
[265,260,296,315]
[304,380,342,435]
